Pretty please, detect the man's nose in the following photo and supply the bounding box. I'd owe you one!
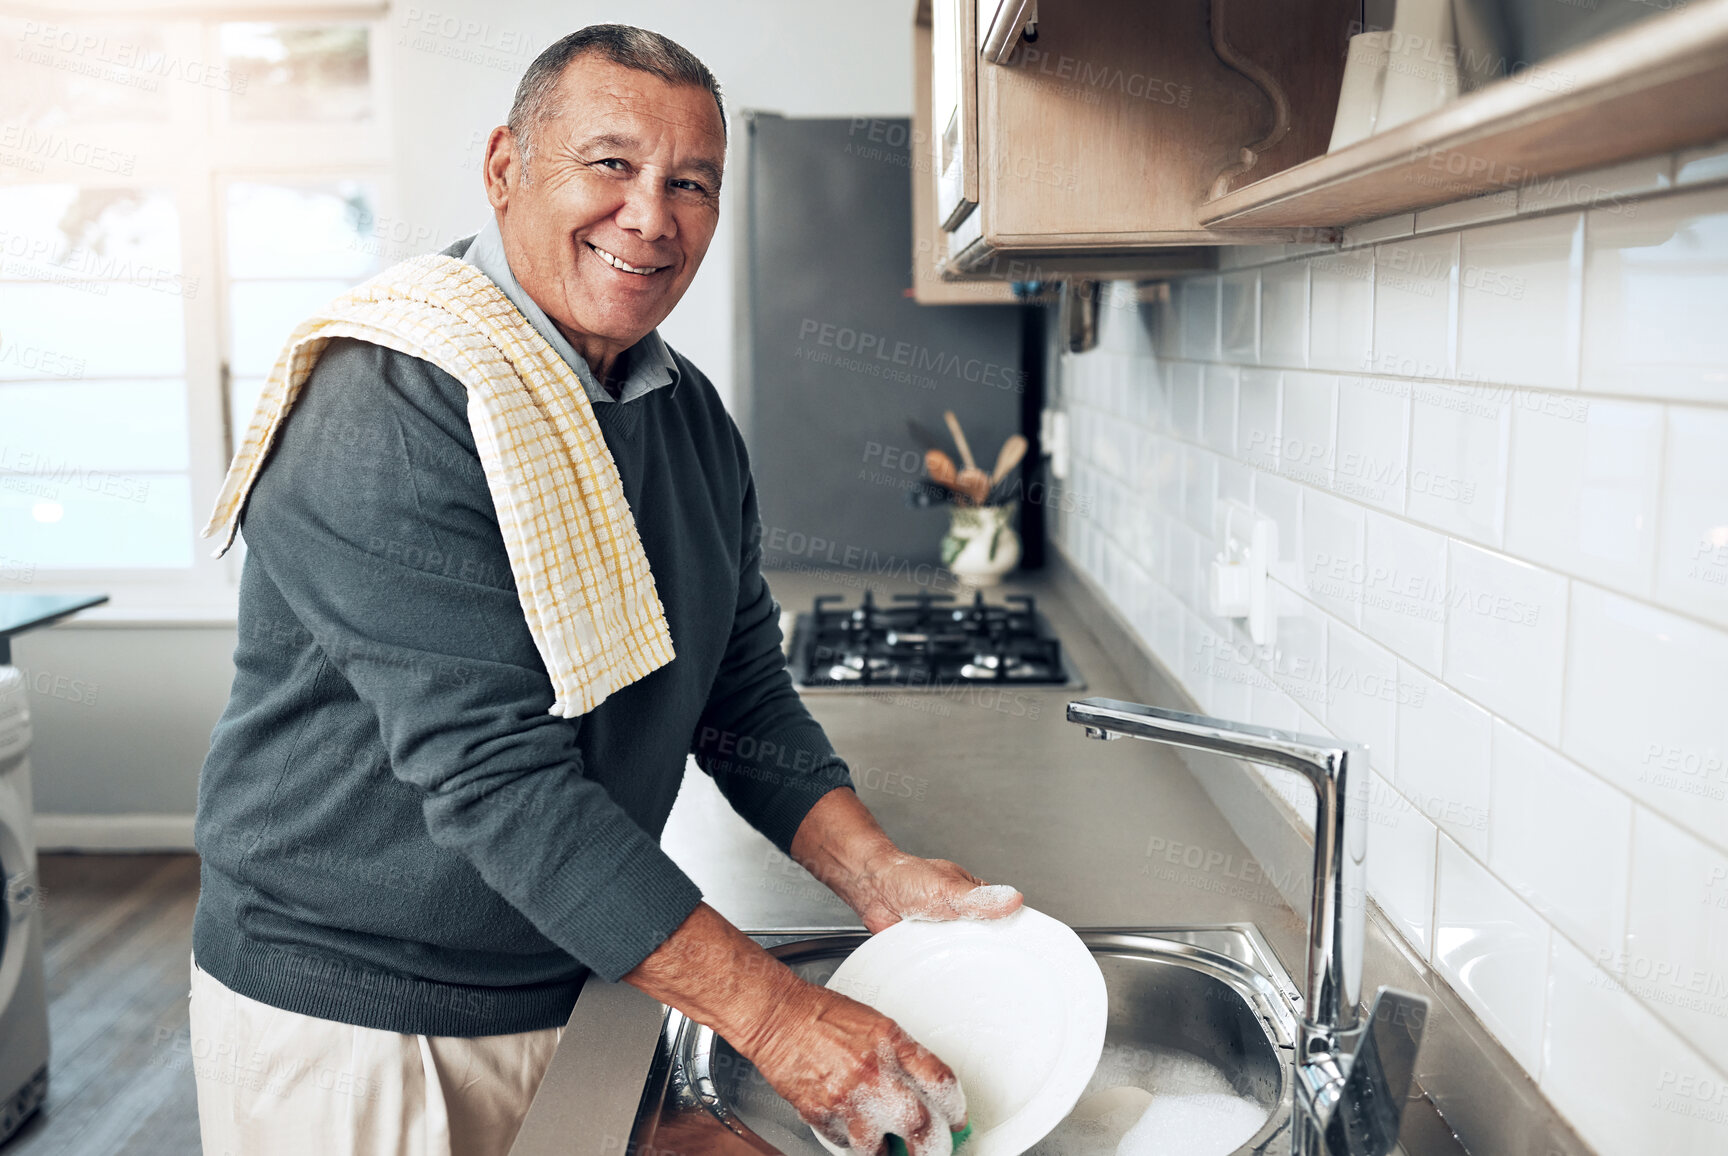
[615,179,676,243]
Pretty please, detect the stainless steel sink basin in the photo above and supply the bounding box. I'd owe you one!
[627,925,1304,1156]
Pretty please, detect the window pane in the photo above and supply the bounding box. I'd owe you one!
[228,279,349,375]
[0,185,184,284]
[221,24,371,123]
[226,181,379,279]
[0,380,188,471]
[0,282,185,379]
[0,474,193,568]
[0,18,173,125]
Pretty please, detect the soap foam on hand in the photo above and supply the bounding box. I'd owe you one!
[902,884,1024,922]
[823,1036,970,1156]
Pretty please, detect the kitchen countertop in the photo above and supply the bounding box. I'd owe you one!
[659,567,1307,962]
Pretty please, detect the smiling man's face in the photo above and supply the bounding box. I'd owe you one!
[483,53,725,382]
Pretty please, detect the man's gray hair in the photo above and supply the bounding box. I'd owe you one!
[507,24,725,175]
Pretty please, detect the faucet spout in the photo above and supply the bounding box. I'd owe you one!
[1067,697,1364,1055]
[1067,697,1427,1156]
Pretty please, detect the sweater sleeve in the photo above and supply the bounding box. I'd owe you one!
[237,338,703,983]
[691,433,856,854]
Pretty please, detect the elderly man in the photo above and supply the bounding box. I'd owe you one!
[188,23,1019,1156]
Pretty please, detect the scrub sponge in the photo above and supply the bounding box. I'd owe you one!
[886,1119,973,1156]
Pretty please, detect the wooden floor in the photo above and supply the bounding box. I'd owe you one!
[7,854,203,1156]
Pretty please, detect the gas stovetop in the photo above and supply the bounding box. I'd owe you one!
[787,589,1082,691]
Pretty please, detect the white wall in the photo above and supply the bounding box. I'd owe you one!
[386,0,918,405]
[17,623,233,836]
[1051,143,1728,1156]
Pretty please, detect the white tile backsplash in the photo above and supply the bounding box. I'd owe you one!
[1434,836,1551,1077]
[1279,370,1338,490]
[1372,233,1457,379]
[1361,510,1446,673]
[1655,405,1728,627]
[1308,247,1374,373]
[1543,936,1728,1156]
[1259,259,1309,368]
[1178,277,1220,362]
[1506,398,1664,596]
[1456,212,1582,390]
[1326,621,1399,775]
[1405,379,1511,545]
[1396,664,1493,858]
[1201,365,1238,455]
[1367,769,1439,954]
[1624,808,1728,1064]
[1582,185,1728,403]
[1303,488,1366,626]
[1053,156,1728,1150]
[1334,376,1410,515]
[1219,271,1259,363]
[1564,584,1728,850]
[1168,362,1202,440]
[1490,720,1631,961]
[1443,543,1569,743]
[1236,368,1281,471]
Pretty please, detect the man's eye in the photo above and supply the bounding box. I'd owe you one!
[594,158,629,171]
[671,179,707,194]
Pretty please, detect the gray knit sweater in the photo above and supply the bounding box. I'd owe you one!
[192,296,851,1036]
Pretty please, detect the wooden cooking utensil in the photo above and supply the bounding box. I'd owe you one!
[957,467,992,506]
[925,449,960,492]
[943,410,977,472]
[990,434,1029,486]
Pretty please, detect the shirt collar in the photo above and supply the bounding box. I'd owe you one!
[459,217,680,405]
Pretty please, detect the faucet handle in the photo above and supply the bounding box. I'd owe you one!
[1323,986,1429,1156]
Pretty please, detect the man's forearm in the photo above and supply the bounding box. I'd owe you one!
[788,786,899,906]
[621,902,811,1055]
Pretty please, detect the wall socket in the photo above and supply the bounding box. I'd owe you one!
[1208,499,1277,646]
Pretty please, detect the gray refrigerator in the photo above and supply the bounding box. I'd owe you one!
[732,112,1031,572]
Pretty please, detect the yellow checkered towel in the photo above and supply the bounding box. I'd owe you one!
[202,253,676,718]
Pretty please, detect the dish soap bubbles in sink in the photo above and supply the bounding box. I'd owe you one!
[1025,1044,1268,1156]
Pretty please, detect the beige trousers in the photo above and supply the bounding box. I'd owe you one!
[188,952,564,1156]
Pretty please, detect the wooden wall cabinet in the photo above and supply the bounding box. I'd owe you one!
[911,0,1728,289]
[923,0,1356,280]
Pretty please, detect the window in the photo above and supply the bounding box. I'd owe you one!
[0,8,390,611]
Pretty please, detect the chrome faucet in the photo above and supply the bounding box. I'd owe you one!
[1068,697,1428,1156]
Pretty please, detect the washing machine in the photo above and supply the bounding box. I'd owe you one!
[0,665,49,1144]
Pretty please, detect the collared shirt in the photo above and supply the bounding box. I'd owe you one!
[459,217,680,406]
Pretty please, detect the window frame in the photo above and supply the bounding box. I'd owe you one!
[0,9,393,618]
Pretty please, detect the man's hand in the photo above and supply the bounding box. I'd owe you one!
[840,848,1022,934]
[744,980,968,1156]
[623,904,967,1156]
[790,788,1023,933]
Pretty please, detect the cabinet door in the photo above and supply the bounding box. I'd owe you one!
[932,0,979,229]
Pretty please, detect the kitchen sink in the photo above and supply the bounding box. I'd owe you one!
[626,925,1304,1156]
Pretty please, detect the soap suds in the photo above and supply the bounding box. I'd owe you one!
[1024,1045,1268,1156]
[1115,1093,1267,1156]
[903,884,1023,922]
[809,1035,968,1156]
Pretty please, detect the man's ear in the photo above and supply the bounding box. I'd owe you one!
[482,126,518,210]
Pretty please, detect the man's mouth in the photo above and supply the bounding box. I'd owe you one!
[586,242,667,276]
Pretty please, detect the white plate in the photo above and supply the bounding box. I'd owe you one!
[813,907,1108,1156]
